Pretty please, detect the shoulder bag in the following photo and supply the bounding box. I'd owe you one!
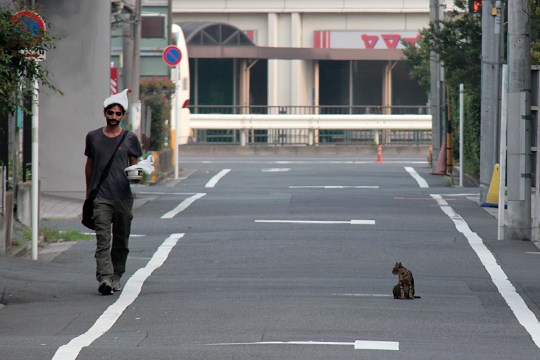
[81,130,128,230]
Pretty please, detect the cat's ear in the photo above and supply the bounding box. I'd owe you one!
[397,262,402,267]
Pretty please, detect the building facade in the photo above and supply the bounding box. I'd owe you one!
[171,0,430,116]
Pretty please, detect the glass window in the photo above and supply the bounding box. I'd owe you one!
[142,15,165,38]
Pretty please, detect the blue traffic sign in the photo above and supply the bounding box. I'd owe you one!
[162,45,182,67]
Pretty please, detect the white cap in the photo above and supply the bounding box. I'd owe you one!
[103,89,131,111]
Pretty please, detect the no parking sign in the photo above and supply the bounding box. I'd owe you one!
[11,10,47,60]
[162,45,182,67]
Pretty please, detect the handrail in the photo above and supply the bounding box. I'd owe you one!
[189,114,432,130]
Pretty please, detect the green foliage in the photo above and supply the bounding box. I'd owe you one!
[403,1,540,180]
[402,1,482,178]
[0,4,60,116]
[21,226,92,243]
[140,78,174,150]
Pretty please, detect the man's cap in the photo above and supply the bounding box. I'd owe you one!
[103,89,131,111]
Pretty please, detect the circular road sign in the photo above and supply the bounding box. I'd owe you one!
[162,45,182,67]
[12,11,46,44]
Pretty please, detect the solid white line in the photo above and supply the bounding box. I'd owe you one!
[332,293,393,297]
[431,194,540,349]
[136,191,196,195]
[52,233,184,360]
[206,340,399,351]
[262,168,290,172]
[205,169,231,188]
[355,340,399,351]
[255,219,375,225]
[289,185,379,189]
[405,167,429,188]
[161,193,206,219]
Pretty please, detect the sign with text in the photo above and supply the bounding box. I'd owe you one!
[314,31,421,50]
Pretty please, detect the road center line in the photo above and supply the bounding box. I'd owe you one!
[289,185,379,189]
[405,166,429,188]
[52,233,184,360]
[255,219,375,225]
[205,169,231,188]
[431,194,540,349]
[206,340,398,351]
[161,193,206,219]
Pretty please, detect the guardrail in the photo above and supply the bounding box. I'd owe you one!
[188,113,432,146]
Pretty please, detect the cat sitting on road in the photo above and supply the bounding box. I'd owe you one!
[392,262,420,299]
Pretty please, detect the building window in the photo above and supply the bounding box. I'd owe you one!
[142,15,165,38]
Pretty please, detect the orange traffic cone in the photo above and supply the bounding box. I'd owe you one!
[376,144,384,163]
[432,142,446,175]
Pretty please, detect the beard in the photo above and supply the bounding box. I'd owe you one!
[106,119,120,127]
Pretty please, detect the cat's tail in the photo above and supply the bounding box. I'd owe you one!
[414,296,421,299]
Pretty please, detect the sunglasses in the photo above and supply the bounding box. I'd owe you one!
[106,110,124,117]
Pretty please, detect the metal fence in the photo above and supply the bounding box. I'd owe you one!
[190,105,429,115]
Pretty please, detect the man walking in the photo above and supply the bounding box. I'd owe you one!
[84,89,142,295]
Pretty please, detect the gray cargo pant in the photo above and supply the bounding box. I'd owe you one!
[93,197,134,283]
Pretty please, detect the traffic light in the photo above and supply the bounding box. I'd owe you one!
[469,0,482,13]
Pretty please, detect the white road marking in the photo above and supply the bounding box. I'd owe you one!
[136,191,196,195]
[161,193,206,219]
[255,219,375,225]
[332,293,393,298]
[262,168,290,172]
[206,340,399,351]
[404,166,429,188]
[83,233,146,237]
[289,185,379,189]
[205,169,231,188]
[431,194,540,349]
[52,233,184,360]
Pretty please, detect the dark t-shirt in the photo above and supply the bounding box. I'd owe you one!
[84,128,142,200]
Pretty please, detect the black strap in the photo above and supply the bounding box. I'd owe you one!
[90,129,128,196]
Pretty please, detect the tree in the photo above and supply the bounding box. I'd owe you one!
[0,5,59,116]
[140,77,175,150]
[403,0,482,178]
[403,0,540,179]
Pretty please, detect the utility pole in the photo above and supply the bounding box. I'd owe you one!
[506,0,531,240]
[429,0,442,171]
[479,0,503,203]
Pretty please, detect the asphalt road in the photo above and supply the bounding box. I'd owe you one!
[2,153,540,359]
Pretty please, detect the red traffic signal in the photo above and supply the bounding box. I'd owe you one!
[469,0,482,13]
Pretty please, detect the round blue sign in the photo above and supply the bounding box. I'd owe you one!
[163,45,182,67]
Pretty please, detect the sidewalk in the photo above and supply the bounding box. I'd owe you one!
[40,192,85,220]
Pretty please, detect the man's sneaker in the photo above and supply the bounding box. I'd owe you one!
[98,280,113,295]
[112,278,122,292]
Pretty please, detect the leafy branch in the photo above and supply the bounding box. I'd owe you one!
[0,5,61,116]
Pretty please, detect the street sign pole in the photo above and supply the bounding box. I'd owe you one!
[31,79,39,260]
[174,63,180,179]
[162,45,182,179]
[12,11,46,260]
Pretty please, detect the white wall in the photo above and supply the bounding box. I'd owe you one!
[38,0,111,192]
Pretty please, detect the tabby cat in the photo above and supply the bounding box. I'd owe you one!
[392,262,420,299]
